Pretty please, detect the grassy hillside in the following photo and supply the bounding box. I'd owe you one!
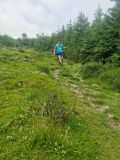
[0,48,120,160]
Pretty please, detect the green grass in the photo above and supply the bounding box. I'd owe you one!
[0,48,120,160]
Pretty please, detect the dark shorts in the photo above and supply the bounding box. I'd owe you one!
[56,52,64,56]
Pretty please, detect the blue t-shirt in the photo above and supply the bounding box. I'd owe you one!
[56,44,64,55]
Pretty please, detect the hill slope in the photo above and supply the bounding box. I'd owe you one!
[0,48,120,160]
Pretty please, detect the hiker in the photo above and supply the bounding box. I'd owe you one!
[54,40,65,64]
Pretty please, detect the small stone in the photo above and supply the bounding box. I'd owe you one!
[24,58,32,62]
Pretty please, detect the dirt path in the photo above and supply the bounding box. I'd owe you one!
[52,66,120,130]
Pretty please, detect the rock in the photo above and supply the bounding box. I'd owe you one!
[108,114,114,119]
[41,73,48,76]
[70,84,78,88]
[24,58,32,62]
[18,81,25,87]
[15,57,20,61]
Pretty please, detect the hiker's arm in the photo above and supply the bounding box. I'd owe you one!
[63,46,68,49]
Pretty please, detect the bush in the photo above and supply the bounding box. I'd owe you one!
[65,48,81,63]
[81,62,120,92]
[43,94,69,124]
[107,54,120,67]
[101,67,120,92]
[81,62,103,79]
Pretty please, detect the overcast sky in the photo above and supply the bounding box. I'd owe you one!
[0,0,114,38]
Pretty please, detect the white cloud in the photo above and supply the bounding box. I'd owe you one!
[0,0,114,38]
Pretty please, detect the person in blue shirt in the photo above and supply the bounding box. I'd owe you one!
[54,40,65,64]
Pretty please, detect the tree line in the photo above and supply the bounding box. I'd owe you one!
[0,0,120,66]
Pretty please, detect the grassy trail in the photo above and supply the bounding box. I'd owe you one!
[52,61,120,130]
[0,49,120,160]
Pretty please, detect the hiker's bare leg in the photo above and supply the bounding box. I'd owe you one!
[58,55,62,63]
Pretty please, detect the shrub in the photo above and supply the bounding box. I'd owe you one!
[43,94,69,124]
[81,62,120,92]
[81,62,103,79]
[101,67,120,92]
[106,54,120,67]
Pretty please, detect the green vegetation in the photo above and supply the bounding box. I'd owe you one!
[0,1,120,159]
[0,1,120,91]
[1,1,120,64]
[0,48,120,159]
[81,62,120,92]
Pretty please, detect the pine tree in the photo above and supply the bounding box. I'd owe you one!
[73,12,90,61]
